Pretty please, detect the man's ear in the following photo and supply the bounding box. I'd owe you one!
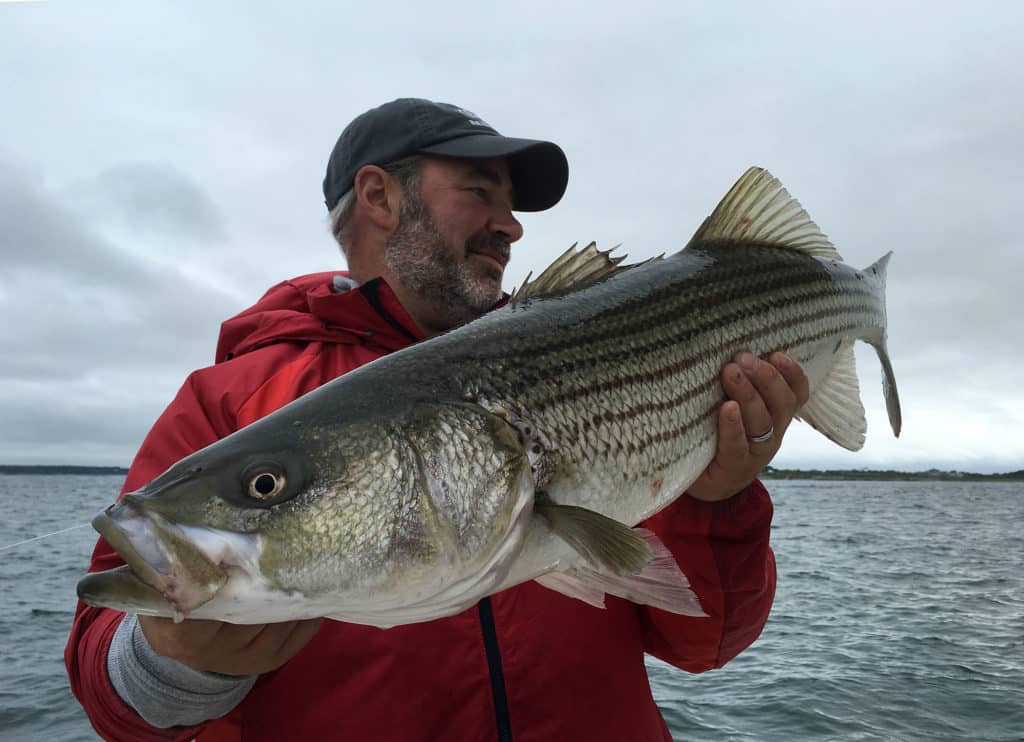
[352,165,401,232]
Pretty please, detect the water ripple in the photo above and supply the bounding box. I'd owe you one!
[2,476,1022,740]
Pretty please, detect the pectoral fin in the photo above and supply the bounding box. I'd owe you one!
[534,498,652,576]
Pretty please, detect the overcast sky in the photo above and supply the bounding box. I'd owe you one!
[1,1,1021,473]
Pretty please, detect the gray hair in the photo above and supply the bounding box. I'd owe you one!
[329,155,423,255]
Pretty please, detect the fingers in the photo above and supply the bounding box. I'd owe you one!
[214,620,323,675]
[273,618,324,664]
[686,402,753,502]
[721,357,772,444]
[138,615,323,675]
[241,619,321,664]
[768,352,810,408]
[689,351,809,503]
[139,616,223,665]
[715,400,749,463]
[734,352,807,440]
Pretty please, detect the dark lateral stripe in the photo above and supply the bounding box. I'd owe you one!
[572,257,866,346]
[575,309,865,421]
[556,315,863,455]
[519,295,875,407]
[464,259,837,364]
[547,274,875,365]
[479,265,873,374]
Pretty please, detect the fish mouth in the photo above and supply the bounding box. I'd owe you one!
[84,502,231,619]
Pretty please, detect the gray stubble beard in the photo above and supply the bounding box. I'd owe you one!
[384,189,507,327]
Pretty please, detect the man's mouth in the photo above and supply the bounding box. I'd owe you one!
[469,248,509,271]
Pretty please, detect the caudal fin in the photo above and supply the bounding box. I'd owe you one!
[796,252,901,447]
[863,252,902,437]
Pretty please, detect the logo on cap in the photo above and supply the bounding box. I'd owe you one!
[438,103,490,129]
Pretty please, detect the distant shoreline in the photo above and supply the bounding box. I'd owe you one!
[0,465,128,475]
[1,464,1021,481]
[760,467,1024,482]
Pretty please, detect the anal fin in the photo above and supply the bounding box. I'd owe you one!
[535,529,705,617]
[534,572,606,609]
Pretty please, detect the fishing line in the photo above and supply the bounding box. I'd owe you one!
[0,523,90,552]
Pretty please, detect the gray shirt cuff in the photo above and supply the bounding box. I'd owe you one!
[107,613,258,729]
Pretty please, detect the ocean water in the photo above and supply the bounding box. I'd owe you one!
[0,476,1021,741]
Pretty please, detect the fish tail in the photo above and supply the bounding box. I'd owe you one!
[862,252,902,438]
[795,253,902,449]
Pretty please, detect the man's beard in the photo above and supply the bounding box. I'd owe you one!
[383,189,510,325]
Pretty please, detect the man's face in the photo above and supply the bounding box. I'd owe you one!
[383,156,524,326]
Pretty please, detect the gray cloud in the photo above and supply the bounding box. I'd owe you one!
[75,162,226,243]
[0,159,241,462]
[0,1,1021,471]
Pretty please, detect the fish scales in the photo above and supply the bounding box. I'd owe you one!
[77,167,901,626]
[378,244,886,522]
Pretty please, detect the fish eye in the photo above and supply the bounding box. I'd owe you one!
[247,469,286,501]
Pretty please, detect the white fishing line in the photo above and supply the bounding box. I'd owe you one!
[0,523,90,551]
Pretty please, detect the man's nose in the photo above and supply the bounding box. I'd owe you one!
[490,207,524,243]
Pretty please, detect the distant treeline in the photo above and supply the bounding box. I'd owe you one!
[761,467,1024,482]
[0,465,128,476]
[1,464,1021,481]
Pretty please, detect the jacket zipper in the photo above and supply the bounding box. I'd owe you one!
[477,597,513,742]
[358,279,421,343]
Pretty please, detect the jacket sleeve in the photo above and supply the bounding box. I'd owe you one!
[639,479,776,673]
[65,371,230,742]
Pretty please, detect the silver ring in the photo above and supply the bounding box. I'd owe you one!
[747,424,774,444]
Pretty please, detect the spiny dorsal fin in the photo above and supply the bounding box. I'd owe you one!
[688,167,843,261]
[510,242,660,303]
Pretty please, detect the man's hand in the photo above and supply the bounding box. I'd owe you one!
[687,352,809,503]
[138,614,323,676]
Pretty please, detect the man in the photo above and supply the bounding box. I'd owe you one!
[66,99,808,741]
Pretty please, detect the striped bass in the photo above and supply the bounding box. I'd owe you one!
[78,167,901,626]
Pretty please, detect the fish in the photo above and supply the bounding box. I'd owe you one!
[77,167,902,627]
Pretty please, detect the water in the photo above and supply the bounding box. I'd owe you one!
[0,475,118,742]
[647,480,1024,741]
[1,477,1021,741]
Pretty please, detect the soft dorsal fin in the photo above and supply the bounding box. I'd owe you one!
[510,242,660,303]
[688,167,843,261]
[797,340,867,450]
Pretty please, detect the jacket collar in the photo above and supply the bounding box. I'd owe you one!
[215,273,425,363]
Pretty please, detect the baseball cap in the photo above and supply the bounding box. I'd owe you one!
[323,98,568,213]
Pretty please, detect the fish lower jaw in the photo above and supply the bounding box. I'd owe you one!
[153,546,264,619]
[151,572,224,621]
[93,508,248,618]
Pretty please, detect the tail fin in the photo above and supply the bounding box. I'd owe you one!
[864,252,902,437]
[795,252,902,448]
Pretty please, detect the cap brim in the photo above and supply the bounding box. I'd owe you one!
[419,134,568,212]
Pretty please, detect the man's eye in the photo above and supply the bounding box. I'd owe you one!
[467,187,488,198]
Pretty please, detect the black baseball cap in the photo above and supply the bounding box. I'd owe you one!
[323,98,568,213]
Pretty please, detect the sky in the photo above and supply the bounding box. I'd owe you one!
[0,1,1021,473]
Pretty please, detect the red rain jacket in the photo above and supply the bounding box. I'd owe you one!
[66,273,777,742]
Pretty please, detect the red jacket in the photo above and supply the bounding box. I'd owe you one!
[66,273,777,742]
